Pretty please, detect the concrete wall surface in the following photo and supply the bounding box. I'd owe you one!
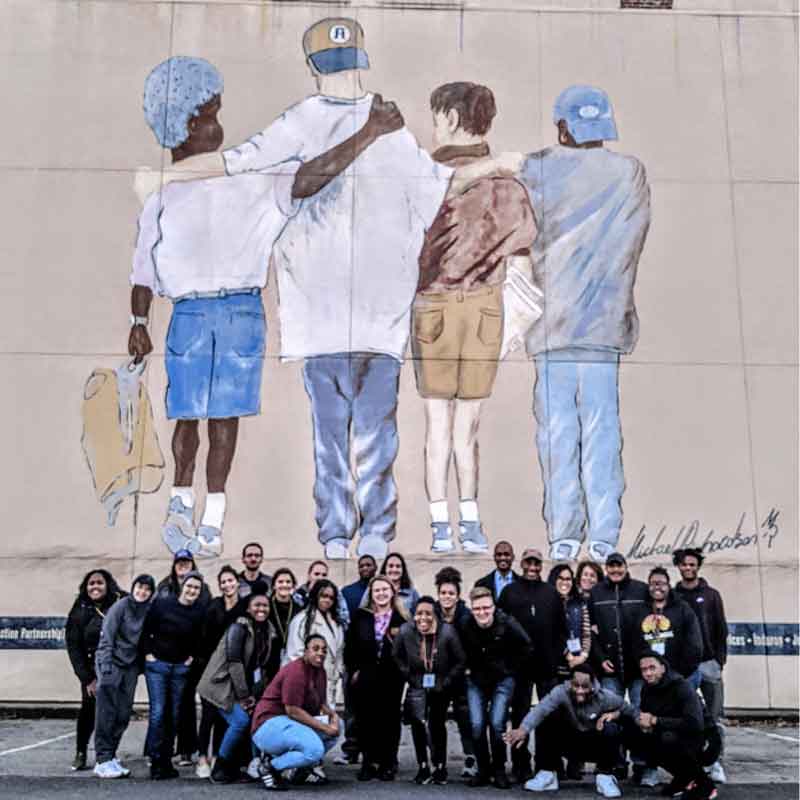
[0,0,797,707]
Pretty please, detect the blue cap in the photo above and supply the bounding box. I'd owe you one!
[308,47,369,75]
[553,85,618,144]
[174,549,194,561]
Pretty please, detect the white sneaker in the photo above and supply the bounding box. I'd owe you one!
[94,760,124,779]
[550,538,582,561]
[356,534,388,560]
[640,768,661,787]
[195,761,212,779]
[524,770,559,792]
[587,540,615,561]
[462,756,478,778]
[596,773,622,798]
[247,756,263,780]
[324,538,350,560]
[112,758,131,777]
[708,761,726,783]
[197,526,222,557]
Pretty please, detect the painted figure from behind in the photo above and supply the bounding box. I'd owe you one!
[519,85,651,563]
[414,82,536,556]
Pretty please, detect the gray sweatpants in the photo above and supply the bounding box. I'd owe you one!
[94,664,138,763]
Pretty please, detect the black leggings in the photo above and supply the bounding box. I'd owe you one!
[409,690,449,766]
[197,699,226,760]
[357,676,404,770]
[76,683,96,754]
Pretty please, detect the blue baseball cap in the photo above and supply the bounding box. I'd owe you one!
[553,85,618,144]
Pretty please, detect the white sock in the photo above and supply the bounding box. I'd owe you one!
[171,486,195,508]
[201,492,226,529]
[459,499,479,522]
[429,500,450,524]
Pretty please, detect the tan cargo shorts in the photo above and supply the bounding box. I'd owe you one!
[411,284,503,400]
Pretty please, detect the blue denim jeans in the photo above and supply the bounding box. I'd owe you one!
[303,353,400,545]
[252,716,342,771]
[218,702,252,760]
[601,676,643,711]
[144,659,190,762]
[533,348,623,550]
[466,676,515,775]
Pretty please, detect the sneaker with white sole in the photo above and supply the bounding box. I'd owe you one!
[640,768,661,787]
[596,774,622,798]
[324,538,350,560]
[112,758,131,777]
[459,520,489,554]
[707,762,726,784]
[94,760,125,779]
[587,540,615,562]
[197,525,222,557]
[524,770,559,792]
[195,761,212,779]
[462,756,478,778]
[246,756,263,780]
[356,534,388,561]
[550,538,582,561]
[431,522,455,553]
[162,496,196,553]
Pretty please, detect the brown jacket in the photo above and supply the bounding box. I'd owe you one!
[417,143,537,293]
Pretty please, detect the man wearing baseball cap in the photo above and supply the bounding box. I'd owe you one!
[498,547,566,783]
[518,86,651,565]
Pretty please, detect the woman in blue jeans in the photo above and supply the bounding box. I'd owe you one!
[142,571,205,779]
[197,591,281,783]
[252,634,342,790]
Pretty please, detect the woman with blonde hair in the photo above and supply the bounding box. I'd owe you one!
[344,576,408,781]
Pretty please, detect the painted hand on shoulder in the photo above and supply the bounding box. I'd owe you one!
[364,93,404,138]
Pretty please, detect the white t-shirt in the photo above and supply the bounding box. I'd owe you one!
[223,93,453,361]
[130,166,299,299]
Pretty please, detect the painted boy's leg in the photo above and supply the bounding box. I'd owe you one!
[351,353,400,559]
[162,420,200,554]
[303,356,358,552]
[424,398,455,553]
[577,351,623,559]
[533,350,586,560]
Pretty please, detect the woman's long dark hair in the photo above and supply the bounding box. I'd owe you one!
[303,579,340,642]
[547,562,580,600]
[380,551,413,591]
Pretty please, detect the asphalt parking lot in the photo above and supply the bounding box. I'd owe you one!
[0,717,796,799]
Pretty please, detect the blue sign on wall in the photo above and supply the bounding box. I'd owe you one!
[0,616,798,655]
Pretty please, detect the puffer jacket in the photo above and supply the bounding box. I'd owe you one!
[393,620,465,692]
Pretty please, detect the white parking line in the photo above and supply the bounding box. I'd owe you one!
[743,727,799,744]
[0,732,76,756]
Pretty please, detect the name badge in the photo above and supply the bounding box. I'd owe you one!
[314,714,330,725]
[253,668,262,683]
[652,642,666,656]
[567,637,582,654]
[423,673,436,689]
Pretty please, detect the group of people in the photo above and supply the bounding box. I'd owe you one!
[66,543,727,799]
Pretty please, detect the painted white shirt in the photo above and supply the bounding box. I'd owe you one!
[130,166,299,299]
[223,93,453,361]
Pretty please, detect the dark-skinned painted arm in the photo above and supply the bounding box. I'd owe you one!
[128,285,153,364]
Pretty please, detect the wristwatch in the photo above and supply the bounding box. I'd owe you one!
[130,315,149,327]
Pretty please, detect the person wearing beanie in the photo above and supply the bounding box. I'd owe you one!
[65,569,125,771]
[93,575,156,779]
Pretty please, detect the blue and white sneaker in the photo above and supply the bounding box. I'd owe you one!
[197,525,222,557]
[550,539,582,561]
[431,522,455,553]
[459,521,489,554]
[162,496,196,554]
[587,540,615,562]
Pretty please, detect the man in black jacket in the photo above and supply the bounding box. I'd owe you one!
[475,541,520,601]
[622,652,717,800]
[637,567,703,682]
[497,547,566,783]
[461,586,533,788]
[673,548,728,784]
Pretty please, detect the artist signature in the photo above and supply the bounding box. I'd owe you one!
[626,509,780,561]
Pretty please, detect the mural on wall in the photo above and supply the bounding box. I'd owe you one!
[87,16,652,564]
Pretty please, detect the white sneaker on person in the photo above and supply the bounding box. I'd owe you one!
[550,538,582,561]
[112,758,131,777]
[640,768,661,787]
[524,770,559,792]
[324,538,350,560]
[596,774,622,798]
[708,762,726,784]
[462,756,478,778]
[247,756,263,780]
[94,760,124,779]
[195,761,211,779]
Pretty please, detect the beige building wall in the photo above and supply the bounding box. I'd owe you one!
[0,0,797,707]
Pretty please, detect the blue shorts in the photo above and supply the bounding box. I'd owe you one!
[165,292,265,420]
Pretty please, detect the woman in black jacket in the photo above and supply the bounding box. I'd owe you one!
[394,596,465,785]
[344,575,409,782]
[65,568,124,771]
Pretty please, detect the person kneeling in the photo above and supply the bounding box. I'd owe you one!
[505,665,625,798]
[251,634,342,790]
[622,652,717,800]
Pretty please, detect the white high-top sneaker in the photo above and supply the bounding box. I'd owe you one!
[596,773,622,798]
[524,771,559,792]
